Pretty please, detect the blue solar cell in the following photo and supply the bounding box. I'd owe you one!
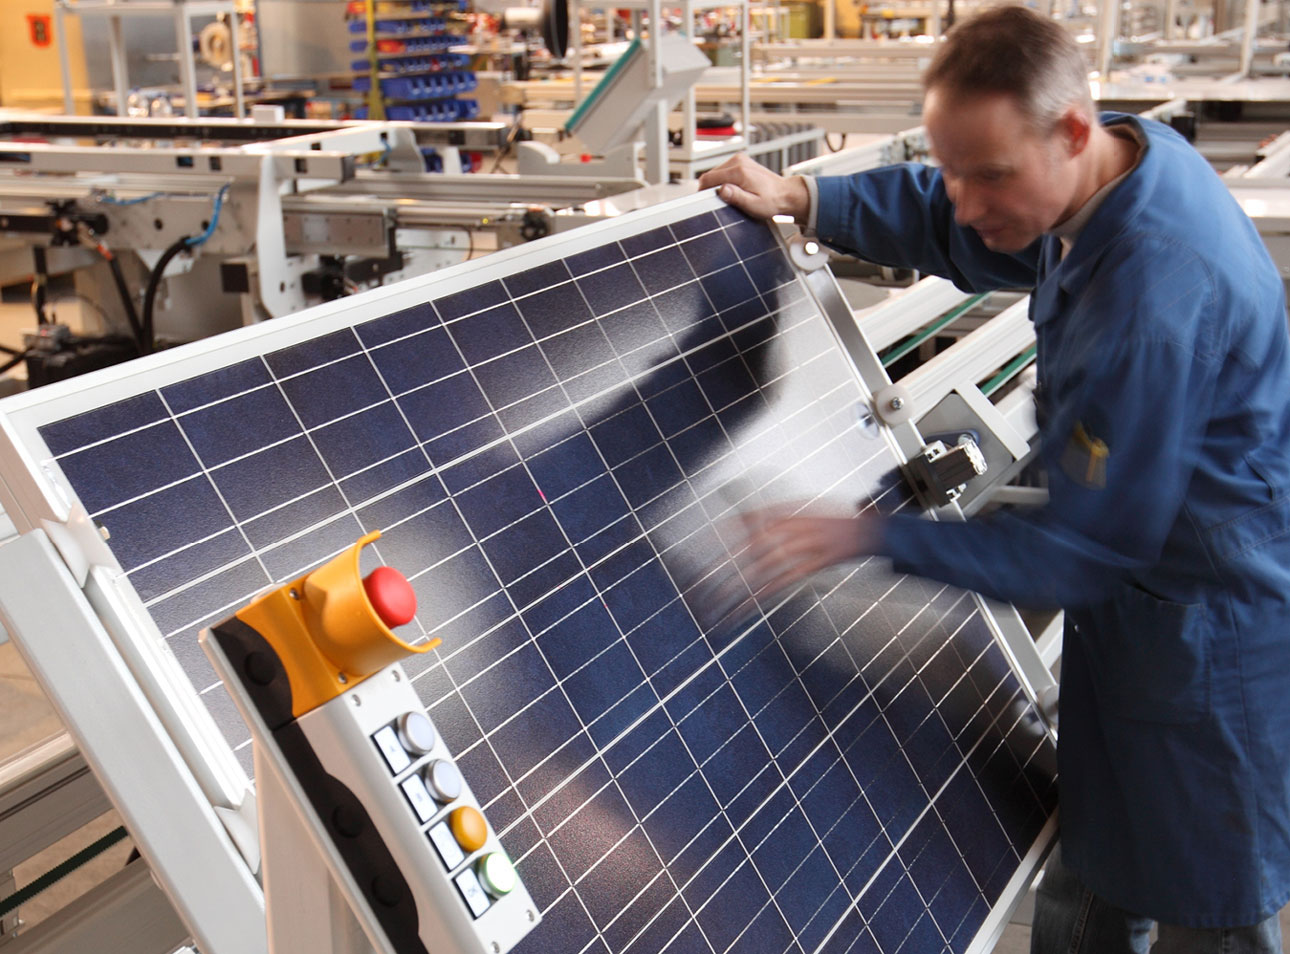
[446,302,533,365]
[276,355,387,429]
[147,556,270,636]
[504,261,571,299]
[652,283,718,339]
[577,263,648,316]
[565,244,625,277]
[41,392,168,456]
[33,205,1056,954]
[338,448,429,506]
[265,328,358,378]
[435,281,507,322]
[179,386,300,468]
[58,421,200,515]
[515,282,594,340]
[565,645,652,739]
[310,402,418,476]
[128,528,250,603]
[455,464,543,539]
[161,359,272,415]
[538,323,618,380]
[241,485,347,548]
[354,302,439,349]
[99,475,233,571]
[679,232,737,278]
[367,325,465,394]
[261,512,364,579]
[400,376,502,458]
[598,300,673,357]
[473,345,560,411]
[702,265,761,315]
[633,246,694,295]
[620,225,674,258]
[670,211,719,241]
[208,437,331,522]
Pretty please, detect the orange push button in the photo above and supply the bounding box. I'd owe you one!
[449,805,488,853]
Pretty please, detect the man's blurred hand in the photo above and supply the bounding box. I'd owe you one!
[701,504,884,627]
[697,154,812,223]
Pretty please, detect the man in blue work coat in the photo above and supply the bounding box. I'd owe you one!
[698,5,1290,953]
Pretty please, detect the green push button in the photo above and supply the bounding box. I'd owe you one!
[477,852,516,898]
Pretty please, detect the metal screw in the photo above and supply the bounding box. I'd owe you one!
[352,693,362,706]
[338,672,348,684]
[493,944,500,953]
[528,910,536,923]
[889,396,905,410]
[392,669,402,682]
[288,588,301,600]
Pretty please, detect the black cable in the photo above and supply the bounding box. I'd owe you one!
[0,349,32,377]
[31,246,50,326]
[101,251,146,351]
[141,236,192,355]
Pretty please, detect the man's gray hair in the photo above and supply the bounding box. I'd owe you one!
[923,4,1094,133]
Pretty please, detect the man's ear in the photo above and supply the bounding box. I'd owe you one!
[1056,106,1093,157]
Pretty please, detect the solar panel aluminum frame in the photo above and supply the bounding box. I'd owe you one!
[0,189,1057,954]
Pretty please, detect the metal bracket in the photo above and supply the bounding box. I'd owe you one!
[787,234,830,271]
[906,437,987,508]
[872,382,914,425]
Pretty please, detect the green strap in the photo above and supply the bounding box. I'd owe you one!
[879,293,989,368]
[981,343,1037,397]
[0,826,129,919]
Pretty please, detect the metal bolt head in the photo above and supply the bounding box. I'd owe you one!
[889,396,904,410]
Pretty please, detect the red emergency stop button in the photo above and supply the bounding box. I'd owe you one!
[364,566,416,628]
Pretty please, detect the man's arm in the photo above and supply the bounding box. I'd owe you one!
[698,154,1040,292]
[727,238,1221,611]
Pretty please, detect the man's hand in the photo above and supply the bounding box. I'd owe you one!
[697,154,811,223]
[700,505,884,627]
[737,507,882,600]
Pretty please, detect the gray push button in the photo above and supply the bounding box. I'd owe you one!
[397,711,437,756]
[373,725,411,774]
[429,821,466,870]
[400,773,437,824]
[454,867,491,918]
[426,759,463,803]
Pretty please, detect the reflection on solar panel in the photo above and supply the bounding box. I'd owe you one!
[22,195,1054,954]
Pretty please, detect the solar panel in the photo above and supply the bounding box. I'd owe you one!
[0,192,1055,954]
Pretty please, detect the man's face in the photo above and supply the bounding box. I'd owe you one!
[923,88,1078,253]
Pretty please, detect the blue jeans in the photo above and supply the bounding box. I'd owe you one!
[1031,846,1283,954]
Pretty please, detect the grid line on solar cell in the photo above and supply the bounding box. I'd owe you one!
[33,205,1054,954]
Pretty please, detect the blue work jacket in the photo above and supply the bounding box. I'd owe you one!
[813,113,1290,927]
